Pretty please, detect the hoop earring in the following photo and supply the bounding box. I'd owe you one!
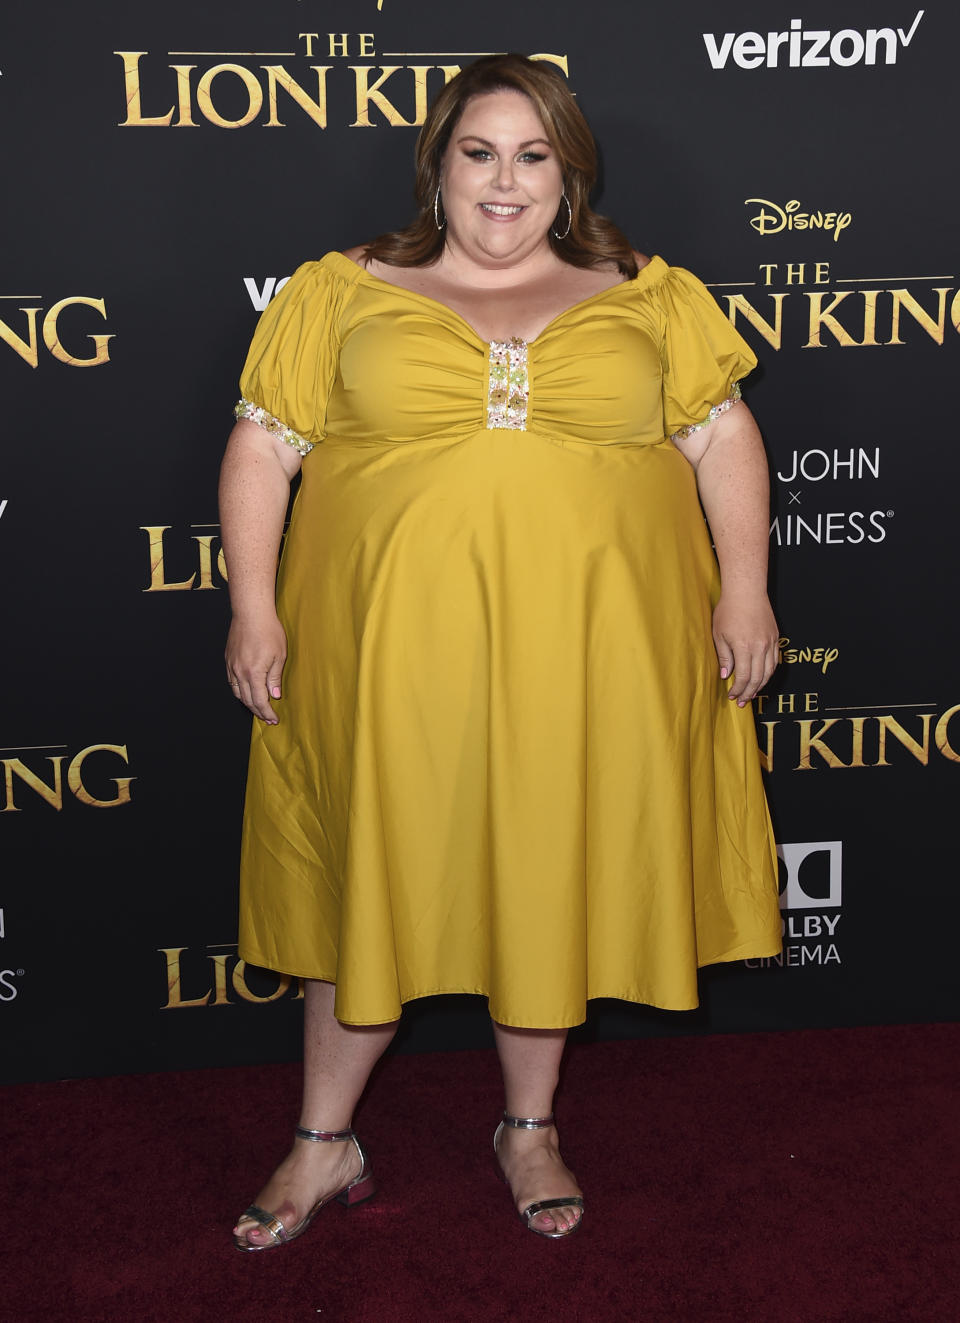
[434,184,446,232]
[552,191,572,241]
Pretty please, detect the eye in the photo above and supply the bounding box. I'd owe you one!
[465,148,494,160]
[518,152,547,163]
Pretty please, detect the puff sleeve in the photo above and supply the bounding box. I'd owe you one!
[659,266,757,442]
[234,260,347,456]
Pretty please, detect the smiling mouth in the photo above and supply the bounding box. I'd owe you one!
[480,203,526,217]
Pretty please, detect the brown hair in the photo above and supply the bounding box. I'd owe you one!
[362,54,637,277]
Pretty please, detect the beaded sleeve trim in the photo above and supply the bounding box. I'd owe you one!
[234,398,313,455]
[669,381,743,441]
[487,338,529,431]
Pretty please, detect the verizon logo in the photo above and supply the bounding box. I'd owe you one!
[704,10,924,69]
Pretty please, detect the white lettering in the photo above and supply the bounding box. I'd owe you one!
[802,31,830,67]
[898,10,925,46]
[770,510,889,547]
[705,12,924,69]
[733,32,766,68]
[830,30,866,66]
[702,32,735,68]
[242,275,291,312]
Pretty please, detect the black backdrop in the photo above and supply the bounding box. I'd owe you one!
[3,2,957,1084]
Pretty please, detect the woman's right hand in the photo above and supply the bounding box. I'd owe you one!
[225,611,288,725]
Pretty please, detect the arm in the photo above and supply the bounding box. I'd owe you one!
[671,400,778,705]
[219,417,303,724]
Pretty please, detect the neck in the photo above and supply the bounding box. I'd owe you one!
[436,234,562,288]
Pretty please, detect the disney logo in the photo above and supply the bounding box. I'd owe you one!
[745,198,852,242]
[778,637,839,673]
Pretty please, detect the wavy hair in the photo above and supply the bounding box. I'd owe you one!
[362,54,637,277]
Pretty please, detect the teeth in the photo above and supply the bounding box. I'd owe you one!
[482,204,524,216]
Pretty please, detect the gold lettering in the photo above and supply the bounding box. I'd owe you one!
[858,290,881,347]
[141,525,195,591]
[350,66,415,127]
[193,534,223,590]
[159,947,211,1008]
[785,263,806,285]
[0,307,40,368]
[1,757,64,812]
[724,292,785,350]
[887,287,951,346]
[173,64,197,127]
[437,65,462,88]
[300,33,320,57]
[528,53,570,75]
[814,262,830,283]
[232,960,294,1003]
[934,703,960,762]
[115,51,175,127]
[328,33,349,58]
[805,291,859,348]
[777,693,796,714]
[758,264,778,286]
[849,716,868,768]
[876,713,932,766]
[196,64,263,129]
[208,952,232,1006]
[359,34,376,57]
[42,297,113,367]
[67,744,135,808]
[757,721,776,772]
[796,719,849,769]
[804,693,819,712]
[408,66,432,126]
[263,65,331,128]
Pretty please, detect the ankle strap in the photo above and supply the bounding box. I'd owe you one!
[500,1112,555,1130]
[295,1125,355,1143]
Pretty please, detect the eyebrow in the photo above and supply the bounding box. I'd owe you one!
[456,135,552,149]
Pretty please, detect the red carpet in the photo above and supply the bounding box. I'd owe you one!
[5,1024,957,1322]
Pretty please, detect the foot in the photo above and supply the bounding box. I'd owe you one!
[494,1122,583,1236]
[233,1131,363,1248]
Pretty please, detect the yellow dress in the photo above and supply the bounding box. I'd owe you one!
[235,251,782,1027]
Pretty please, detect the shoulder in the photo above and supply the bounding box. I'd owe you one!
[339,244,369,268]
[633,250,651,272]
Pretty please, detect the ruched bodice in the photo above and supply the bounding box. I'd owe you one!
[234,250,781,1026]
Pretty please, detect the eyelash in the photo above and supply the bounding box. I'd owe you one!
[465,149,547,164]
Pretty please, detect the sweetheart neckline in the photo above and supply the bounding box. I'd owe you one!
[325,251,664,346]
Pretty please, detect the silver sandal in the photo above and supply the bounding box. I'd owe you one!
[233,1125,376,1251]
[493,1112,585,1239]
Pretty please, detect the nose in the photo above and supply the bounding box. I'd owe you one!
[492,156,517,191]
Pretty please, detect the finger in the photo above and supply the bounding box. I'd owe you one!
[731,644,771,705]
[726,644,757,703]
[236,673,279,725]
[265,660,285,702]
[714,635,735,682]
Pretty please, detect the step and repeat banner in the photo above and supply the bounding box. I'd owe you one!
[3,3,957,1082]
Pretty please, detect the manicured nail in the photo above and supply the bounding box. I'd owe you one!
[720,667,728,678]
[271,686,281,697]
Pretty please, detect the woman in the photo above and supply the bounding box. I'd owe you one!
[221,54,782,1249]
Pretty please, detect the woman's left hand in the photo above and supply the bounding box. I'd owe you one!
[712,589,779,706]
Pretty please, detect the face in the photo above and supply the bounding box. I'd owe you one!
[439,89,565,267]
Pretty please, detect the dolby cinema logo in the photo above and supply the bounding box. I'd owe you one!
[746,841,843,971]
[777,841,842,910]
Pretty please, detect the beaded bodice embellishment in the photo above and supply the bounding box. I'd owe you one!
[487,338,529,431]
